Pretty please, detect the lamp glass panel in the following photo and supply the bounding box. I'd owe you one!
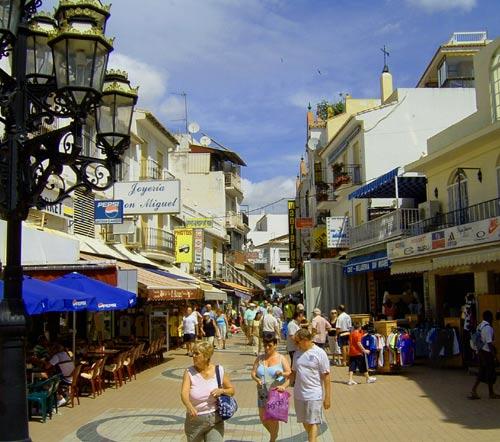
[26,33,54,81]
[52,38,69,87]
[97,92,134,148]
[0,0,21,35]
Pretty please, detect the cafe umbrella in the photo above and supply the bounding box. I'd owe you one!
[0,275,92,315]
[51,272,137,359]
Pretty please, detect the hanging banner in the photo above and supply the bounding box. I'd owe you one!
[193,229,204,271]
[288,200,297,268]
[313,226,327,252]
[326,216,349,248]
[175,229,193,263]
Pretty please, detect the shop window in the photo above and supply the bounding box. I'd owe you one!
[491,50,500,121]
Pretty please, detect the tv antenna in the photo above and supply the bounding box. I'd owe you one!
[171,91,188,133]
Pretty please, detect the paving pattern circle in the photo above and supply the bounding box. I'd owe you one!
[62,408,333,442]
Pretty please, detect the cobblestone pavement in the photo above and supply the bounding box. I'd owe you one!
[29,336,500,441]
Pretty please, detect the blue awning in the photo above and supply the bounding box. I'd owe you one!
[348,167,426,201]
[344,251,390,275]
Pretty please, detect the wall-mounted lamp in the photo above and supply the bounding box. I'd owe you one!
[434,187,439,198]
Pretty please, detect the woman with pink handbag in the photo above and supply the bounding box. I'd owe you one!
[250,334,291,442]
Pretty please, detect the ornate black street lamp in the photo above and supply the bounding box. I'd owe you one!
[0,1,137,440]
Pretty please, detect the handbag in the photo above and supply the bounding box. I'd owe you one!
[215,365,237,420]
[263,388,290,422]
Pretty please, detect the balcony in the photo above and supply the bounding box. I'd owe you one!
[224,172,242,196]
[226,211,249,233]
[141,227,175,255]
[349,208,420,249]
[333,164,361,190]
[140,159,171,180]
[410,197,500,235]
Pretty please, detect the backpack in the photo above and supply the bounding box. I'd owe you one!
[470,324,485,352]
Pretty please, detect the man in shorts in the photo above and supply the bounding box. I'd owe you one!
[290,328,331,442]
[347,322,376,385]
[335,304,352,366]
[182,307,198,356]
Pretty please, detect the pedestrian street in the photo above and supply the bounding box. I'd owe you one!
[30,336,500,442]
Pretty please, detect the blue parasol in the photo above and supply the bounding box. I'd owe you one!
[51,272,136,311]
[0,275,91,315]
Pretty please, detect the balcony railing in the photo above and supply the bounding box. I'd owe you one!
[226,211,247,231]
[224,172,242,193]
[141,227,174,254]
[349,208,420,249]
[333,164,361,190]
[410,197,500,235]
[140,159,168,180]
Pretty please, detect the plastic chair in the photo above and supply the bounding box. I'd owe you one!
[104,353,124,388]
[68,364,82,407]
[80,361,100,398]
[27,375,61,422]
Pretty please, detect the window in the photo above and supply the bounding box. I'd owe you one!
[279,249,289,263]
[447,170,469,225]
[491,50,500,121]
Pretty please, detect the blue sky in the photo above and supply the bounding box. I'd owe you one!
[41,0,500,211]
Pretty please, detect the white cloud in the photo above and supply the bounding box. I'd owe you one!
[406,0,477,12]
[107,53,169,110]
[376,22,402,35]
[159,96,187,122]
[242,176,295,212]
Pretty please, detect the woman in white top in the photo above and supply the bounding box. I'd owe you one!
[181,341,235,441]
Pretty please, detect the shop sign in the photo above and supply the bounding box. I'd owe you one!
[296,218,314,229]
[193,229,204,271]
[288,200,297,268]
[42,201,74,219]
[148,289,201,301]
[313,226,327,252]
[114,180,180,214]
[94,200,123,224]
[186,218,213,229]
[326,216,349,248]
[175,229,193,263]
[246,250,267,264]
[344,255,389,275]
[387,216,500,259]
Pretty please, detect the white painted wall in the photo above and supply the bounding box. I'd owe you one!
[247,214,289,246]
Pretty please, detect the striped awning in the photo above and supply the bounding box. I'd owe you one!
[432,248,500,270]
[348,167,426,201]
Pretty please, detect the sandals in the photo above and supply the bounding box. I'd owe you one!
[467,392,480,400]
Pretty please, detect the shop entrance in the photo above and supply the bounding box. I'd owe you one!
[435,273,474,319]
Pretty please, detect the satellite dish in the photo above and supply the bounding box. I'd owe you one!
[200,136,211,146]
[307,138,319,149]
[188,122,200,134]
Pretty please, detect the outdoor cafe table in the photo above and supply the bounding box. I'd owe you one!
[83,349,120,359]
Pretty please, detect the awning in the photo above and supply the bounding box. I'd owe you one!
[219,280,254,295]
[233,290,251,302]
[118,262,203,301]
[432,248,500,270]
[390,259,432,275]
[235,268,266,291]
[200,282,227,302]
[281,279,304,297]
[344,251,390,275]
[348,167,426,201]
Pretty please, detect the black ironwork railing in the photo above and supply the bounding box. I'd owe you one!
[142,227,174,254]
[411,197,500,235]
[140,159,164,180]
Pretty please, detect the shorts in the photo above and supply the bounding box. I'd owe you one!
[294,398,324,424]
[217,324,227,338]
[338,334,350,347]
[185,411,224,442]
[184,333,196,343]
[349,355,367,373]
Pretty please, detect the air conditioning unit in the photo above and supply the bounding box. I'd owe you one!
[124,227,142,247]
[418,200,441,220]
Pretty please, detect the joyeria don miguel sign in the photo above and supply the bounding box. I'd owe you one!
[113,180,181,215]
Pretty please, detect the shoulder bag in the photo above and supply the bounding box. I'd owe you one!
[215,365,238,420]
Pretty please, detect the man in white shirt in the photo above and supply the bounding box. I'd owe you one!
[182,307,199,356]
[290,327,331,442]
[287,310,305,368]
[262,307,280,339]
[470,310,499,399]
[311,308,331,349]
[335,304,352,366]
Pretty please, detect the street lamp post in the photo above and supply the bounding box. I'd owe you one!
[0,1,137,440]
